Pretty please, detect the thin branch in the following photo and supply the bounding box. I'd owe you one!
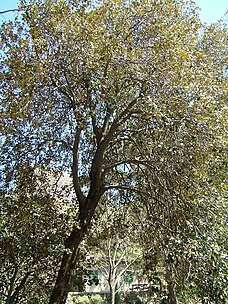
[97,263,109,279]
[30,139,72,154]
[104,184,148,195]
[104,159,148,172]
[51,77,76,115]
[103,57,112,78]
[114,253,142,295]
[103,94,142,148]
[112,239,121,268]
[108,239,113,269]
[119,254,141,279]
[114,248,127,270]
[105,80,145,144]
[63,70,77,106]
[0,9,21,15]
[119,95,141,122]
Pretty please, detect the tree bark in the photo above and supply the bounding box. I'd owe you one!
[49,90,124,303]
[166,264,178,304]
[48,228,84,304]
[109,279,116,304]
[6,267,31,304]
[110,286,116,304]
[49,204,95,304]
[49,188,103,304]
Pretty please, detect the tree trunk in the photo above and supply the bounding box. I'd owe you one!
[48,227,85,304]
[49,212,94,303]
[108,265,116,304]
[49,125,107,304]
[166,264,178,304]
[49,191,102,304]
[109,282,116,304]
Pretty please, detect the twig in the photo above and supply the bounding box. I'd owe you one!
[0,9,21,15]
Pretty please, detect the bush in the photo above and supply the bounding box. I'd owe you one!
[67,294,106,304]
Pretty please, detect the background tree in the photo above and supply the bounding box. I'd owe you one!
[0,1,227,303]
[84,201,143,304]
[0,170,76,303]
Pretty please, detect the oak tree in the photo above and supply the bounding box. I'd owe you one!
[0,1,227,303]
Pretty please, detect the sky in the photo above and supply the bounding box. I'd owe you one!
[0,0,227,24]
[195,0,227,24]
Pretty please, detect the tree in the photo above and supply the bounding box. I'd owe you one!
[0,0,227,303]
[84,201,143,304]
[0,189,75,303]
[137,142,227,304]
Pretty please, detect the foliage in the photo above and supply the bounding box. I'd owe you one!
[0,0,227,303]
[67,294,106,304]
[81,201,143,304]
[140,145,228,303]
[0,176,76,303]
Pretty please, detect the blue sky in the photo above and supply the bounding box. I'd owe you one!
[0,0,227,24]
[195,0,227,24]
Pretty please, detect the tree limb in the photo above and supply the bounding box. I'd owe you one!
[6,265,18,304]
[72,128,85,206]
[104,159,148,172]
[9,271,32,304]
[0,9,21,15]
[104,88,145,146]
[92,116,102,144]
[104,184,148,196]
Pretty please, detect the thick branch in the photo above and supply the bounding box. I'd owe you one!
[92,116,102,144]
[72,128,85,205]
[6,265,18,304]
[88,139,109,194]
[89,87,144,191]
[10,271,32,304]
[63,71,77,106]
[104,89,144,146]
[101,105,114,139]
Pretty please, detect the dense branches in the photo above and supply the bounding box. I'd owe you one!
[0,0,227,303]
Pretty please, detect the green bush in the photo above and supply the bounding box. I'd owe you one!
[68,294,106,304]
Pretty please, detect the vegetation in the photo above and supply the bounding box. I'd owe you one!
[0,0,227,304]
[85,202,143,304]
[67,294,106,304]
[0,171,76,303]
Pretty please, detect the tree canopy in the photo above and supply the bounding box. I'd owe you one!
[0,0,227,303]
